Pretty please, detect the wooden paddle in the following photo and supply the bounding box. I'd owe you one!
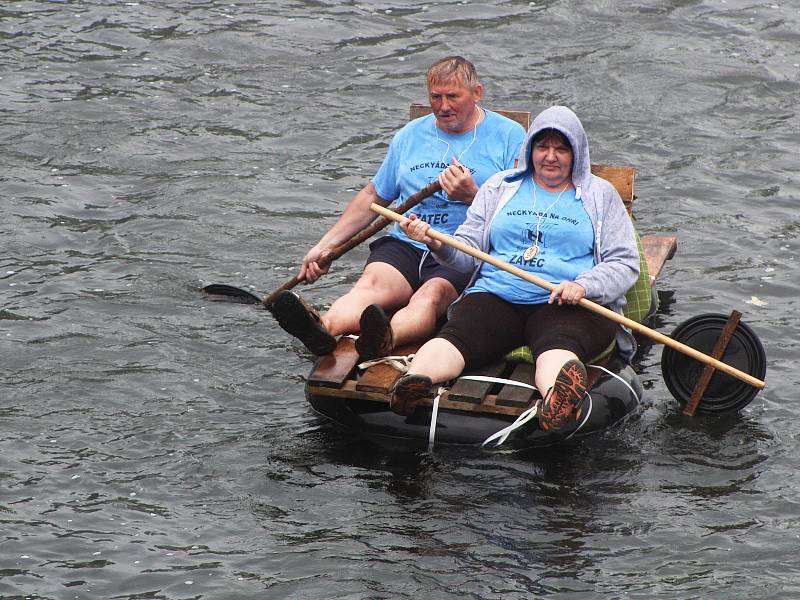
[370,202,766,391]
[202,180,443,307]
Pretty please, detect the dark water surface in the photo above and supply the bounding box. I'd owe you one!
[2,1,799,598]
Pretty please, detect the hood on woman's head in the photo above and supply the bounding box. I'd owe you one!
[507,105,591,187]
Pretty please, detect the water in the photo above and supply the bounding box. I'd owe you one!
[2,1,799,598]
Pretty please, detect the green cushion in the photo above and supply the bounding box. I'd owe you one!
[503,228,651,365]
[623,230,652,324]
[505,339,615,365]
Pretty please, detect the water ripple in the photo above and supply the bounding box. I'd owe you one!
[2,0,800,598]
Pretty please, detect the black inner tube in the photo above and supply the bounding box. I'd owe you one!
[661,313,767,413]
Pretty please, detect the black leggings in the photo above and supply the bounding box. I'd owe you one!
[438,292,617,369]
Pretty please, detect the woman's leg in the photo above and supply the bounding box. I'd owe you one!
[403,292,524,384]
[523,304,616,430]
[406,338,465,383]
[534,348,580,396]
[437,293,527,371]
[390,293,525,415]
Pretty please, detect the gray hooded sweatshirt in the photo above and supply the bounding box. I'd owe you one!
[432,105,641,361]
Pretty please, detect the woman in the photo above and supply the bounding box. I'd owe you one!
[393,105,640,432]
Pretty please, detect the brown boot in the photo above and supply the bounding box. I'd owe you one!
[390,373,432,416]
[271,291,337,355]
[539,359,588,431]
[355,304,394,360]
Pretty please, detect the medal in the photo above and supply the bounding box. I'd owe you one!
[523,182,570,262]
[523,245,539,261]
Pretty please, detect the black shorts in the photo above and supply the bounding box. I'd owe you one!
[366,236,472,293]
[437,292,618,369]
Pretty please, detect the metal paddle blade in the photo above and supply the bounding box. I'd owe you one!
[661,313,766,413]
[201,283,263,305]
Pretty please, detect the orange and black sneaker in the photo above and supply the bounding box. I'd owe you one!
[389,373,432,416]
[539,359,588,431]
[355,304,394,361]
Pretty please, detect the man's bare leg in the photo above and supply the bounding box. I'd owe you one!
[388,277,459,347]
[321,262,413,336]
[354,276,460,360]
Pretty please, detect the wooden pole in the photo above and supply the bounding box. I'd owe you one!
[259,180,443,307]
[370,203,766,390]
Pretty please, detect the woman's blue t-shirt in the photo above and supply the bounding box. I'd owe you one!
[468,179,595,304]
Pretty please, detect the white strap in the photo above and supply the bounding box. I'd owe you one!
[428,387,447,451]
[458,375,540,448]
[357,354,415,372]
[562,393,593,440]
[482,403,540,447]
[459,375,537,391]
[587,363,640,403]
[476,364,641,447]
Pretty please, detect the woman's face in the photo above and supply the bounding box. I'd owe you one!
[531,131,573,190]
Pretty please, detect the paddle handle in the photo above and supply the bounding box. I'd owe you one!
[262,180,443,308]
[370,203,766,390]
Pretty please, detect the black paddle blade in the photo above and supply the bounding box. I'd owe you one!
[201,283,264,305]
[661,313,767,413]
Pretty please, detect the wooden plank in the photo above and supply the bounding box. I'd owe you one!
[641,234,678,281]
[591,164,635,212]
[307,381,528,416]
[410,103,531,130]
[353,342,421,393]
[448,361,507,404]
[307,337,359,388]
[495,363,538,409]
[356,362,402,393]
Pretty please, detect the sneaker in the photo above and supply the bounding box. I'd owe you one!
[389,373,433,416]
[270,290,337,356]
[539,359,588,431]
[355,304,394,360]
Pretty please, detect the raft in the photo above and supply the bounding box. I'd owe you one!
[303,160,677,449]
[300,107,677,449]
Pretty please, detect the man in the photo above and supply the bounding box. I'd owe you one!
[272,56,525,359]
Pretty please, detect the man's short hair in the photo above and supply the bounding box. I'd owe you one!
[426,56,481,90]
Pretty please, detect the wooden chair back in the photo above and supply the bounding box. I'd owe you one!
[410,102,531,129]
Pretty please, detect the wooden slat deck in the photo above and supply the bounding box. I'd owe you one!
[307,379,533,417]
[354,342,420,393]
[307,337,359,388]
[495,363,537,409]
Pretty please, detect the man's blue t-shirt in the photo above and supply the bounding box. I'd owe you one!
[468,179,596,304]
[372,110,525,250]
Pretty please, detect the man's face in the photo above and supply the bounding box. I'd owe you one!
[428,79,483,135]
